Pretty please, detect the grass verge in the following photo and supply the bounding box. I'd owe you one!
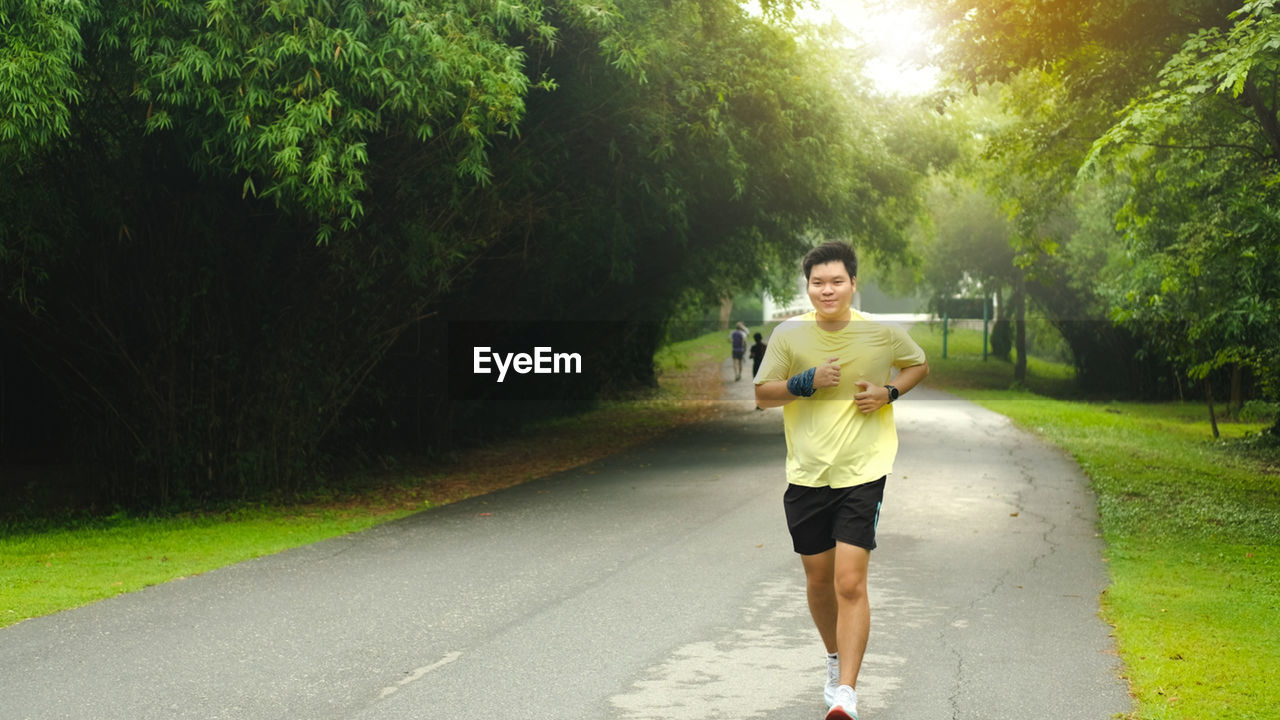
[911,325,1280,720]
[0,329,730,629]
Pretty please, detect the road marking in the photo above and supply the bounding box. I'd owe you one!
[379,651,462,699]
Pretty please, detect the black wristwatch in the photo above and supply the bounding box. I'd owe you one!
[885,384,900,403]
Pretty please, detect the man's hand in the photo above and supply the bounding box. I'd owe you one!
[814,357,841,389]
[853,381,887,414]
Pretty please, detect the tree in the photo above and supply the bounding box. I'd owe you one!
[393,0,947,441]
[0,0,633,505]
[915,176,1017,355]
[908,0,1267,400]
[1082,0,1280,431]
[1,0,944,509]
[911,87,1132,388]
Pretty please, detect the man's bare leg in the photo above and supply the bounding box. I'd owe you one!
[800,549,839,654]
[833,541,871,688]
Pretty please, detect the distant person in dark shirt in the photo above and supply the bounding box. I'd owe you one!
[749,332,767,378]
[750,331,768,410]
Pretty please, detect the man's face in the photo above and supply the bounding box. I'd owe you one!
[807,260,855,321]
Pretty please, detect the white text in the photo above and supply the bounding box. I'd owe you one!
[473,346,583,382]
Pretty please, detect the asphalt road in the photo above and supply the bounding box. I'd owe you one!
[0,361,1131,720]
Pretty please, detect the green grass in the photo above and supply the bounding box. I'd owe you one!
[912,325,1280,720]
[908,320,1076,395]
[1,509,405,627]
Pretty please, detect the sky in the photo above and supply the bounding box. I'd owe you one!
[802,0,942,95]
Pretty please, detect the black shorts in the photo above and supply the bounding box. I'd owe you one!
[783,477,886,555]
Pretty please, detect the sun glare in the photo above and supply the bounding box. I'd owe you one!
[805,0,941,95]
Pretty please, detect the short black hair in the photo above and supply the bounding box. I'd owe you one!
[802,241,858,280]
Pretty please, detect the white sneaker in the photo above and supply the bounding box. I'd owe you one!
[826,684,858,720]
[823,655,840,706]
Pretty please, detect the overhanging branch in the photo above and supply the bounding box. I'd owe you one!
[1240,79,1280,163]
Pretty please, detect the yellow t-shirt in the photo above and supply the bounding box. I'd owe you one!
[754,310,926,488]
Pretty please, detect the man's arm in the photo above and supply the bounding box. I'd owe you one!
[892,361,930,395]
[853,361,930,414]
[755,379,796,409]
[755,358,842,409]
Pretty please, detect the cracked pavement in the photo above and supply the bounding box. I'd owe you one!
[870,386,1131,719]
[0,363,1130,720]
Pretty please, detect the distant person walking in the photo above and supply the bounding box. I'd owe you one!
[730,321,749,381]
[749,332,768,378]
[754,241,930,720]
[750,331,768,411]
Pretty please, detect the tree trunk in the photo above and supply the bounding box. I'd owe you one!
[1204,378,1220,439]
[1014,273,1027,383]
[1230,364,1243,419]
[718,297,733,331]
[1241,80,1280,163]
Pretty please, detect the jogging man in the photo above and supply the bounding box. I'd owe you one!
[753,241,929,720]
